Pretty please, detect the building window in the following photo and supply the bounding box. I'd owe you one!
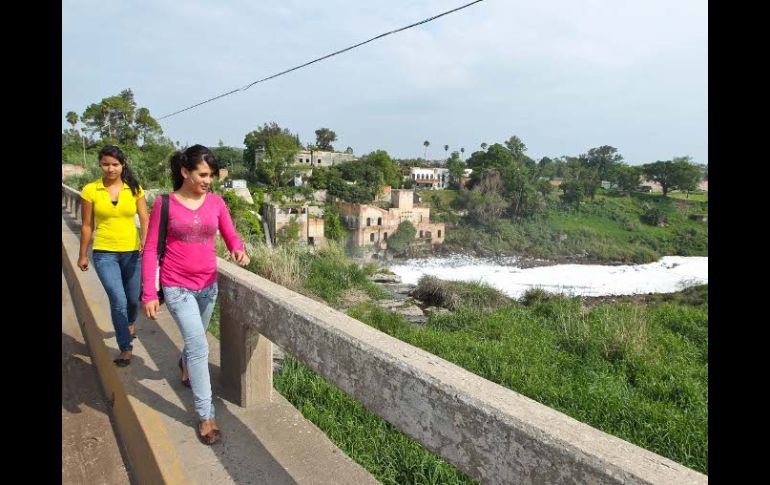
[419,230,424,238]
[370,233,375,242]
[384,232,388,240]
[438,230,442,238]
[426,231,431,238]
[306,158,310,163]
[366,218,371,226]
[377,217,382,226]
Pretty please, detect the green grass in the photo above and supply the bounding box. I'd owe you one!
[274,357,475,485]
[347,292,708,474]
[209,238,708,480]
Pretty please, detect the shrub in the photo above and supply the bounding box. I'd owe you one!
[642,207,667,226]
[411,275,511,312]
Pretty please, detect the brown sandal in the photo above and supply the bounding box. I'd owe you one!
[197,424,221,445]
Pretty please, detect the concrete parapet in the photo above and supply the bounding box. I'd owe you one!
[216,260,708,485]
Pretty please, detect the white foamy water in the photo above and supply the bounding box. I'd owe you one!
[388,255,708,299]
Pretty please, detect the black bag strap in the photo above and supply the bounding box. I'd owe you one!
[157,194,169,263]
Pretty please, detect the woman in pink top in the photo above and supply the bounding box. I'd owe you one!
[142,144,249,445]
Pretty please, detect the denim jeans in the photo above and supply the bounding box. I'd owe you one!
[92,250,141,353]
[163,282,218,420]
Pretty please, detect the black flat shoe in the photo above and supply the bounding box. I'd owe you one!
[114,358,131,367]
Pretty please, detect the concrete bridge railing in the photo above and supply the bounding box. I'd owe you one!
[62,184,707,485]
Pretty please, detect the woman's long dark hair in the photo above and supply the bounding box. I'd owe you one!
[98,145,141,196]
[169,144,220,191]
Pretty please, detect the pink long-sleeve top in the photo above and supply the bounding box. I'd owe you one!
[141,192,244,303]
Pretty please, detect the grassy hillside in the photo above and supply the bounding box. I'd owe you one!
[441,191,708,263]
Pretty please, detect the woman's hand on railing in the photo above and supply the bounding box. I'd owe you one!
[77,255,89,271]
[231,249,250,266]
[144,300,160,320]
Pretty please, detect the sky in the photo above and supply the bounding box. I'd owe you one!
[62,0,707,165]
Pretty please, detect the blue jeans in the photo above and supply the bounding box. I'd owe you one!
[92,250,141,353]
[163,283,218,420]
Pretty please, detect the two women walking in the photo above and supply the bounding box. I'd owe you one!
[78,143,249,445]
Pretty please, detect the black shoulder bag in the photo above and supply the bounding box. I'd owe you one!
[156,193,170,304]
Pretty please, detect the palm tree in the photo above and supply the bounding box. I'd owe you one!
[460,147,465,160]
[65,112,86,166]
[66,111,78,129]
[444,144,449,155]
[423,140,430,159]
[480,142,488,150]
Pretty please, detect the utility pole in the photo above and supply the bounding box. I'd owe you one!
[81,128,87,167]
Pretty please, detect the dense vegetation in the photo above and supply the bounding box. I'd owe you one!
[439,190,708,263]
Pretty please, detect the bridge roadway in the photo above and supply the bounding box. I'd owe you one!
[62,207,377,484]
[62,271,132,484]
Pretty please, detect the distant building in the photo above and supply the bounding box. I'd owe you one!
[458,168,473,189]
[223,179,252,204]
[409,167,449,190]
[262,203,325,247]
[335,189,445,250]
[254,147,357,169]
[549,177,563,187]
[61,164,85,180]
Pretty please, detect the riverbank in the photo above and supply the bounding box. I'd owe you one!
[430,191,708,265]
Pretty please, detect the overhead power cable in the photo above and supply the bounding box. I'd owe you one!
[158,0,484,120]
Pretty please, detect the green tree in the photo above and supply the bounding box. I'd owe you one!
[66,111,79,129]
[536,178,554,198]
[585,145,623,182]
[613,164,642,195]
[256,133,301,189]
[80,89,161,146]
[466,143,515,188]
[423,140,430,159]
[464,170,509,226]
[642,158,700,196]
[134,107,163,145]
[443,144,449,157]
[559,180,584,211]
[323,207,346,241]
[315,128,337,151]
[671,156,702,196]
[559,156,595,209]
[446,151,465,189]
[504,135,527,161]
[460,147,465,160]
[387,220,417,254]
[243,122,296,171]
[480,142,488,150]
[211,144,244,172]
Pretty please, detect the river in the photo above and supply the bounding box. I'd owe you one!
[388,256,708,299]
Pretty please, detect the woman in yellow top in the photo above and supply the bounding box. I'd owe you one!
[78,145,149,367]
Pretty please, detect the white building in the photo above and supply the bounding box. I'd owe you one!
[409,167,450,190]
